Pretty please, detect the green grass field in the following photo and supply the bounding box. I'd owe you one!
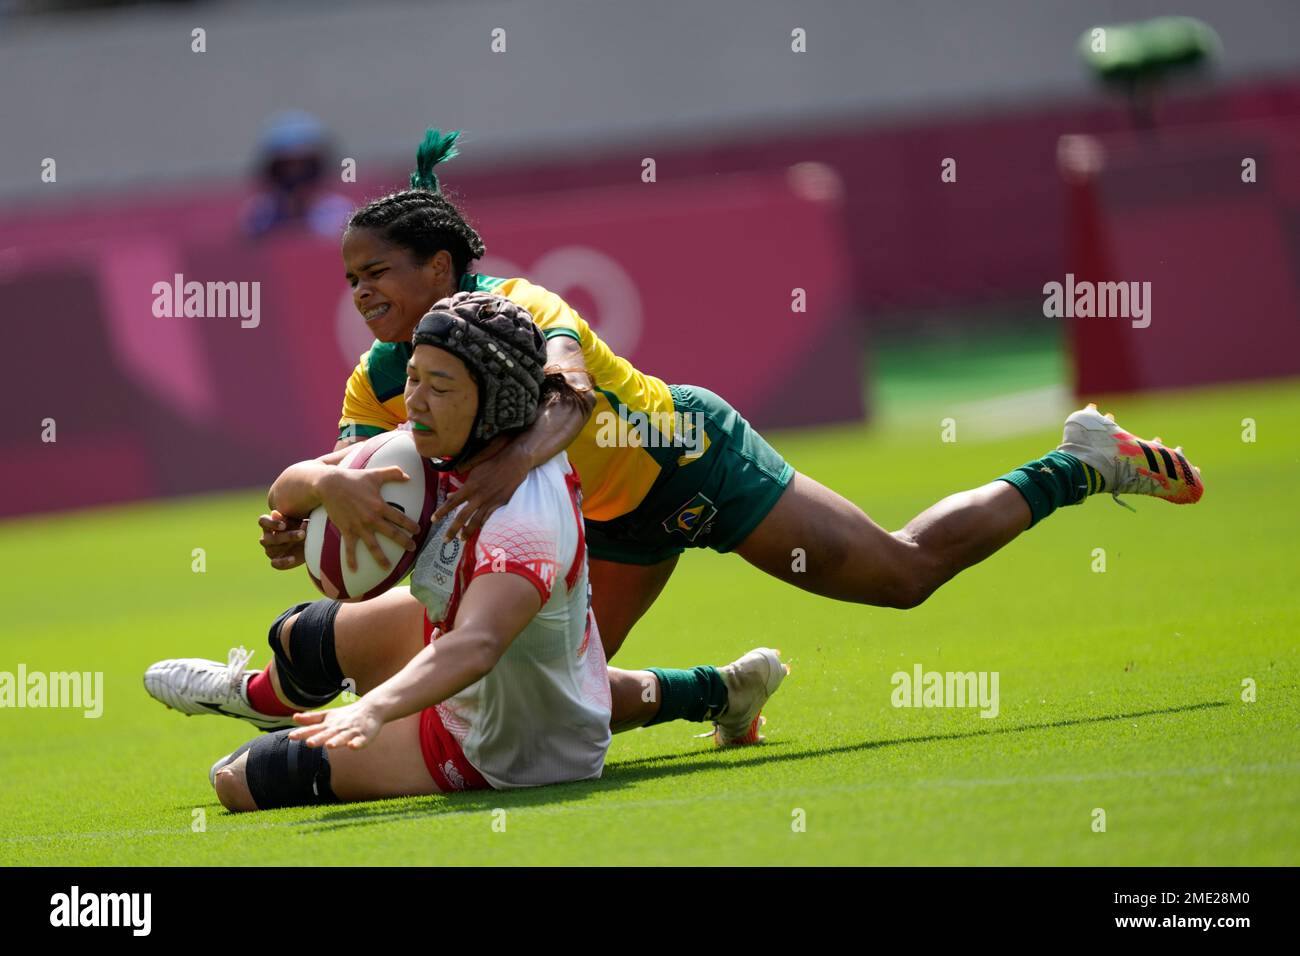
[2,363,1297,866]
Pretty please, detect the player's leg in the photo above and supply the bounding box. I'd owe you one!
[144,572,776,743]
[609,668,657,732]
[215,657,782,813]
[735,403,1204,607]
[588,555,786,743]
[610,649,787,744]
[281,570,693,731]
[212,713,436,812]
[734,471,1029,608]
[248,586,426,712]
[145,573,773,745]
[651,382,994,608]
[145,587,426,730]
[587,556,673,727]
[588,556,678,661]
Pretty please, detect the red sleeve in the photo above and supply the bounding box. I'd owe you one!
[469,518,559,606]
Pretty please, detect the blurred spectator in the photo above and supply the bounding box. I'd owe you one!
[241,110,351,240]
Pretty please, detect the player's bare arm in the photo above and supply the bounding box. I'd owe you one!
[268,447,420,572]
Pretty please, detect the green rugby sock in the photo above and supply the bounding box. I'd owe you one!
[997,451,1104,527]
[644,666,728,725]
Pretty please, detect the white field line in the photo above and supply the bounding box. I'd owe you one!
[3,760,1297,848]
[951,384,1072,439]
[885,385,1071,441]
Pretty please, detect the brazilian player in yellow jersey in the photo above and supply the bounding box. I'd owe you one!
[339,271,683,525]
[257,128,1204,738]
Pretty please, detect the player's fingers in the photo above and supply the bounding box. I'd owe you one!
[272,548,305,567]
[302,725,338,748]
[344,533,360,573]
[433,487,467,520]
[460,504,497,540]
[444,505,474,541]
[383,504,421,537]
[379,520,417,552]
[260,541,297,563]
[263,529,305,548]
[258,514,286,532]
[361,530,390,570]
[346,735,369,750]
[373,466,409,485]
[324,729,357,749]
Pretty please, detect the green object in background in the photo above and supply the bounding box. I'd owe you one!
[1079,16,1222,86]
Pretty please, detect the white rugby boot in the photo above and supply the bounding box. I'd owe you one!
[144,646,297,732]
[712,647,789,747]
[1059,403,1204,508]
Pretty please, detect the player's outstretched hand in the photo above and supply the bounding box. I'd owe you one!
[258,510,307,570]
[317,466,422,572]
[434,436,531,541]
[289,701,383,750]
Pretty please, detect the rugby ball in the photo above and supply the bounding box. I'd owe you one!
[304,430,440,601]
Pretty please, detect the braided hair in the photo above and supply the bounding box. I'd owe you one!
[347,129,486,280]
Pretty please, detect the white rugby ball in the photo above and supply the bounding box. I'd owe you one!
[304,430,440,601]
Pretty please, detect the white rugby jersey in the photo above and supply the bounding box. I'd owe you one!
[409,453,612,789]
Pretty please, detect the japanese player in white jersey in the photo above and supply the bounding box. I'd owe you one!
[160,292,782,810]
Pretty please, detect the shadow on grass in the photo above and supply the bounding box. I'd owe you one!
[610,699,1230,771]
[286,699,1227,834]
[291,776,615,834]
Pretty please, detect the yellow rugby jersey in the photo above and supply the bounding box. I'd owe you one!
[339,273,701,521]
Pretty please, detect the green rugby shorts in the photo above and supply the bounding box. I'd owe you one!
[583,384,794,565]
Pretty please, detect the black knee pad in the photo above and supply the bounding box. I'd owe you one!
[244,729,338,810]
[267,599,345,708]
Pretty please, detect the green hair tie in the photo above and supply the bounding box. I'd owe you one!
[409,128,462,192]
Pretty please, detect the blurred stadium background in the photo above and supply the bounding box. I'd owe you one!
[2,0,1298,517]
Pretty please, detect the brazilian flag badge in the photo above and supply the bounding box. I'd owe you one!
[663,492,718,542]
